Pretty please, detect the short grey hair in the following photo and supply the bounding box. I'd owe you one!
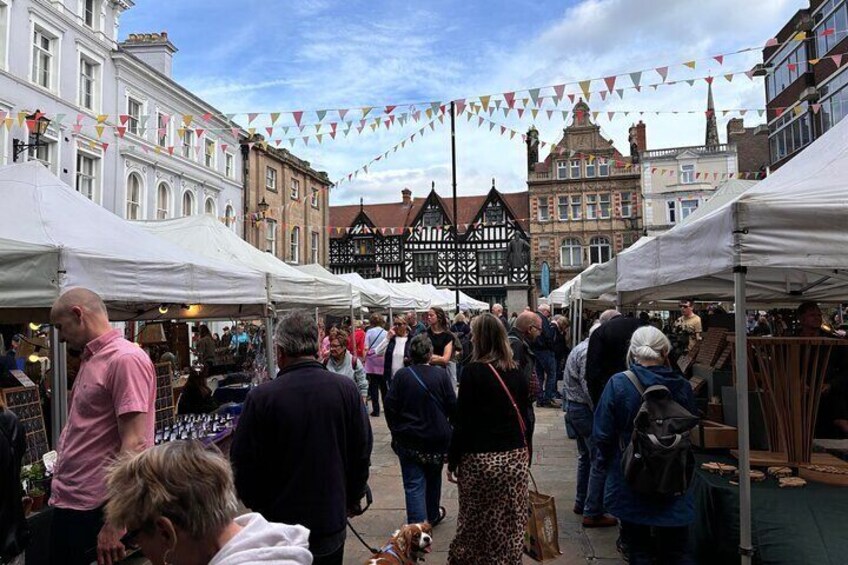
[627,326,671,366]
[538,303,551,314]
[274,310,319,357]
[409,334,433,365]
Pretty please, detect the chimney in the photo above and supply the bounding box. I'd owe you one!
[526,126,539,172]
[628,121,647,163]
[120,31,178,77]
[727,117,745,140]
[401,188,412,206]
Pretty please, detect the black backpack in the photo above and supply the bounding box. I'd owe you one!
[620,370,699,497]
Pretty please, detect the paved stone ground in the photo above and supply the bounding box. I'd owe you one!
[344,406,624,564]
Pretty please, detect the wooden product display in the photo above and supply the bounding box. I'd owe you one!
[0,386,49,466]
[730,449,848,468]
[696,329,729,367]
[730,338,836,465]
[154,362,176,432]
[798,465,848,487]
[692,420,738,449]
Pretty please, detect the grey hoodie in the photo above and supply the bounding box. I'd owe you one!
[325,351,368,397]
[208,513,312,565]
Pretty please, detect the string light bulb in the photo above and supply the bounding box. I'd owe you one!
[28,322,41,331]
[158,305,169,314]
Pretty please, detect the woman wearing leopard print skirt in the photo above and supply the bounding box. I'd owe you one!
[446,313,530,565]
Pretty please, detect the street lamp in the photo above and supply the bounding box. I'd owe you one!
[257,197,270,217]
[12,110,51,162]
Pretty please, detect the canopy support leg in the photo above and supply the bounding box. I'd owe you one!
[734,266,753,564]
[51,327,68,445]
[265,315,275,379]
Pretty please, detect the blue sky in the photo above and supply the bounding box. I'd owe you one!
[122,0,803,205]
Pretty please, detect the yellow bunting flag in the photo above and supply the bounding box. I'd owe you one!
[793,106,805,116]
[793,31,806,41]
[95,125,105,138]
[182,115,193,127]
[684,60,696,69]
[96,114,108,124]
[480,95,491,112]
[362,107,373,118]
[17,112,27,127]
[270,112,281,125]
[531,109,539,119]
[579,80,591,100]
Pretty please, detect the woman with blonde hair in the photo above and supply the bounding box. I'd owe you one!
[104,441,311,565]
[446,313,530,565]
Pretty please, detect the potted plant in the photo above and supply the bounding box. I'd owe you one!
[27,486,45,512]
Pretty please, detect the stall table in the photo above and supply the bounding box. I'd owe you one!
[692,455,848,564]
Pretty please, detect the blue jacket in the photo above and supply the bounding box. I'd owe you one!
[593,363,697,527]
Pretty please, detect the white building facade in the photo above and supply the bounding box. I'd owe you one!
[0,0,243,232]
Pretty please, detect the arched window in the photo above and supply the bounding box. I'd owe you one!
[560,238,582,268]
[156,182,171,219]
[290,226,300,264]
[126,173,142,220]
[204,197,216,216]
[182,191,195,216]
[224,204,235,228]
[589,236,612,264]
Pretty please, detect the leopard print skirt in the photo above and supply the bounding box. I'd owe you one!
[447,448,529,565]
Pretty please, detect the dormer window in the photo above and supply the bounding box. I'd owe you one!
[422,208,442,227]
[484,204,504,224]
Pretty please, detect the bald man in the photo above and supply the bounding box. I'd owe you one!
[509,311,543,455]
[48,288,155,565]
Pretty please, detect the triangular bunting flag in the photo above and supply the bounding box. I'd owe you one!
[578,80,591,100]
[339,109,348,120]
[629,71,642,88]
[528,88,540,106]
[480,95,491,111]
[270,112,281,125]
[725,74,734,82]
[316,110,327,122]
[116,126,126,138]
[292,111,304,126]
[656,66,669,81]
[247,113,258,124]
[812,103,822,114]
[832,54,843,67]
[553,84,565,100]
[95,125,105,138]
[604,76,616,92]
[504,92,516,109]
[714,55,724,65]
[684,60,696,69]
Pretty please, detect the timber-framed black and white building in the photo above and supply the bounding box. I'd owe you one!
[329,184,531,310]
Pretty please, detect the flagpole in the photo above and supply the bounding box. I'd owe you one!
[451,101,459,313]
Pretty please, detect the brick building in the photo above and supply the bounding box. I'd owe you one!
[526,100,642,294]
[761,0,848,169]
[243,138,331,265]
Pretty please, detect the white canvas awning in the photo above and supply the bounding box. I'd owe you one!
[136,215,353,311]
[364,278,431,311]
[294,264,366,311]
[445,289,490,311]
[395,282,454,311]
[0,162,267,321]
[333,272,392,310]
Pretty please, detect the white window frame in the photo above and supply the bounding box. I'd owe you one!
[556,160,568,180]
[156,181,171,219]
[77,50,101,112]
[311,187,320,208]
[225,153,235,179]
[290,178,300,200]
[667,200,677,224]
[224,204,235,229]
[181,128,194,159]
[598,193,611,219]
[680,164,695,184]
[311,231,320,264]
[265,166,277,191]
[126,95,144,136]
[181,190,195,216]
[585,160,597,178]
[205,197,217,216]
[557,196,569,221]
[157,111,171,148]
[30,18,61,93]
[290,226,300,263]
[125,172,144,220]
[204,138,216,168]
[589,236,612,264]
[570,159,581,179]
[570,195,582,220]
[27,124,59,174]
[74,148,101,204]
[599,159,610,177]
[680,198,699,220]
[620,192,633,218]
[560,238,582,268]
[586,194,598,220]
[265,219,277,254]
[0,1,10,72]
[537,197,550,221]
[79,0,101,31]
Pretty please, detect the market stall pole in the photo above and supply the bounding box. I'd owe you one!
[733,265,753,564]
[50,326,68,441]
[265,274,276,379]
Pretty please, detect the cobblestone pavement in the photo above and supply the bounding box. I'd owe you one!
[344,405,624,564]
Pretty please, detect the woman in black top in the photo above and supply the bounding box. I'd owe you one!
[385,334,456,526]
[0,396,28,562]
[427,306,456,386]
[446,313,529,565]
[177,366,219,415]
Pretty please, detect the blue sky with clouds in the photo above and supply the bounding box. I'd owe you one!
[122,0,803,205]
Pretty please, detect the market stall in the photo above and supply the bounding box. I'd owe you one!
[357,277,431,312]
[395,281,454,311]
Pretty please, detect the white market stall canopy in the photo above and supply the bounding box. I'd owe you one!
[136,215,353,311]
[617,115,848,304]
[395,282,454,311]
[364,278,431,311]
[0,162,267,321]
[448,289,490,311]
[424,284,458,312]
[294,264,366,311]
[332,272,392,310]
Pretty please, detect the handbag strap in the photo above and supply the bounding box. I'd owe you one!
[408,367,448,418]
[486,363,527,446]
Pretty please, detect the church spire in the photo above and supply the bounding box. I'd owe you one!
[705,81,719,148]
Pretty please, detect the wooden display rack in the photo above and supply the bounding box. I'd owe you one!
[0,386,49,466]
[154,362,176,432]
[730,449,848,468]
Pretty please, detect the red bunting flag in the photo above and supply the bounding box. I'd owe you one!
[339,109,348,120]
[832,54,843,67]
[116,126,126,138]
[248,113,259,124]
[656,66,669,81]
[292,111,304,126]
[553,84,565,100]
[385,105,396,114]
[195,128,205,138]
[202,112,213,121]
[604,76,616,92]
[822,27,835,37]
[221,143,228,152]
[714,55,724,65]
[705,76,714,84]
[266,127,274,137]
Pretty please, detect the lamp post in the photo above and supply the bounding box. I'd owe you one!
[257,197,270,252]
[12,110,51,162]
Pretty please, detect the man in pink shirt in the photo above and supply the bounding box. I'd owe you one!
[48,288,155,565]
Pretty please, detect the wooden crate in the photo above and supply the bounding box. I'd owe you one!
[692,420,737,449]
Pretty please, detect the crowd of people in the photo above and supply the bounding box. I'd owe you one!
[2,289,848,565]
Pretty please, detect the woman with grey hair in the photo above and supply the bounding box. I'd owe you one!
[325,330,368,403]
[104,441,312,565]
[385,334,456,526]
[593,325,697,564]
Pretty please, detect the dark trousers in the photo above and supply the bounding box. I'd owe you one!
[619,521,694,565]
[398,455,443,524]
[565,402,605,517]
[312,544,344,565]
[534,350,558,402]
[367,373,388,415]
[49,506,104,565]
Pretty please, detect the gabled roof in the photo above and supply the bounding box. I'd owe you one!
[329,188,529,238]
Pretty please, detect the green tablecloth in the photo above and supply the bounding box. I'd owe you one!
[692,454,848,564]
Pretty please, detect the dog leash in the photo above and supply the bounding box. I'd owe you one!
[347,485,381,554]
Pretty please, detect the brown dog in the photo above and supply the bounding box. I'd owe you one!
[367,523,433,564]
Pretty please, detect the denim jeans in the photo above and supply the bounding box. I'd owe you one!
[565,401,606,517]
[398,454,444,524]
[534,350,558,402]
[619,521,695,565]
[367,372,387,415]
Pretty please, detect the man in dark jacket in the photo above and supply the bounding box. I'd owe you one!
[0,404,29,562]
[585,310,644,407]
[231,310,372,565]
[531,304,560,407]
[509,311,541,457]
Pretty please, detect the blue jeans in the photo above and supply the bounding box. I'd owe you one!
[620,522,694,565]
[534,350,558,402]
[398,455,444,524]
[566,401,606,517]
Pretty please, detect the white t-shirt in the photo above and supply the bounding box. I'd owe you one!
[391,336,408,377]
